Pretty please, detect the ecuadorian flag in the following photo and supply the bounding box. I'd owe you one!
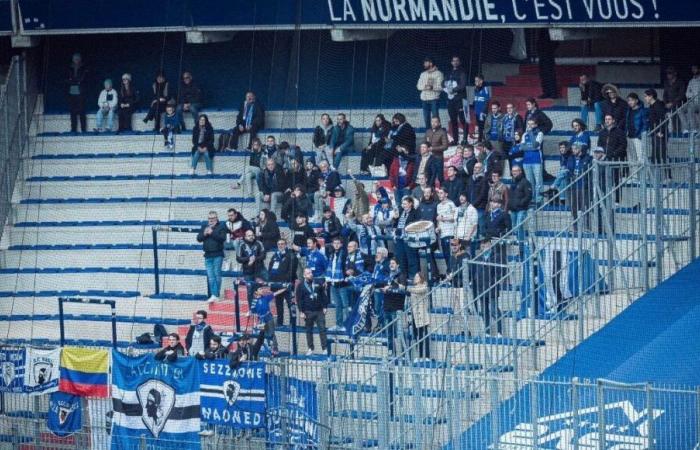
[59,347,109,398]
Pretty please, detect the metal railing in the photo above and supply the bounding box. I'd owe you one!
[0,52,38,243]
[0,365,695,450]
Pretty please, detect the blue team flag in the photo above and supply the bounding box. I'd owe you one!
[199,360,266,428]
[0,347,25,393]
[48,391,82,437]
[345,274,374,339]
[110,350,200,450]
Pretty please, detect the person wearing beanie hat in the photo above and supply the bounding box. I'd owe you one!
[118,73,139,132]
[95,78,118,132]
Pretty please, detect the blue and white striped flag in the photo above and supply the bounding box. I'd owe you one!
[110,351,200,450]
[199,360,265,429]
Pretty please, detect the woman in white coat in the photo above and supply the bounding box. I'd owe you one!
[407,273,431,362]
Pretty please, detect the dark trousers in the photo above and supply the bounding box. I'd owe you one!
[118,107,135,131]
[480,293,503,335]
[145,100,167,130]
[447,96,467,143]
[360,142,384,172]
[275,291,294,326]
[476,117,486,141]
[68,95,86,132]
[230,125,261,150]
[652,134,671,179]
[571,187,591,231]
[412,324,430,359]
[394,240,419,278]
[304,310,328,350]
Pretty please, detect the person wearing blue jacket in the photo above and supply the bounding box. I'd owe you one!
[473,74,490,141]
[625,93,649,165]
[521,118,544,204]
[567,144,593,232]
[544,141,573,203]
[329,113,355,170]
[249,284,279,356]
[300,237,328,278]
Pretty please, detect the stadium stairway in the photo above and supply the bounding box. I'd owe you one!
[0,62,695,449]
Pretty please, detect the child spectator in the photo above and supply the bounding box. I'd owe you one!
[161,101,181,149]
[95,79,118,132]
[155,333,185,362]
[117,73,138,132]
[190,114,215,175]
[248,284,279,357]
[143,70,170,131]
[445,146,464,180]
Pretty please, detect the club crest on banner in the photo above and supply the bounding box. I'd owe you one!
[1,362,15,387]
[59,406,73,425]
[136,380,176,438]
[223,380,240,406]
[33,360,54,385]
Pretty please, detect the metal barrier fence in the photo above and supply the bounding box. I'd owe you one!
[325,157,700,448]
[0,52,38,243]
[0,363,696,450]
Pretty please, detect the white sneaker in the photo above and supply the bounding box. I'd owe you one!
[206,295,219,303]
[207,171,213,175]
[337,326,346,333]
[305,349,314,356]
[189,169,195,176]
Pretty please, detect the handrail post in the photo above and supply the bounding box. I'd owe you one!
[151,227,160,295]
[58,297,66,347]
[690,134,697,260]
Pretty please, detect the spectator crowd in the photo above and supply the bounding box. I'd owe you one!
[64,53,698,362]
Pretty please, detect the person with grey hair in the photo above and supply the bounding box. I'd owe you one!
[257,159,285,218]
[95,79,118,132]
[197,211,227,302]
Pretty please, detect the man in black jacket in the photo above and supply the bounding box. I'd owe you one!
[467,162,489,236]
[601,85,628,132]
[382,113,416,170]
[392,197,421,278]
[645,88,669,169]
[598,114,628,199]
[579,74,604,131]
[257,159,285,218]
[296,268,329,355]
[230,91,265,150]
[444,56,468,143]
[442,166,466,204]
[176,71,203,130]
[197,211,228,302]
[228,332,265,369]
[67,53,88,133]
[507,165,533,241]
[185,310,215,356]
[235,230,266,283]
[268,239,298,326]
